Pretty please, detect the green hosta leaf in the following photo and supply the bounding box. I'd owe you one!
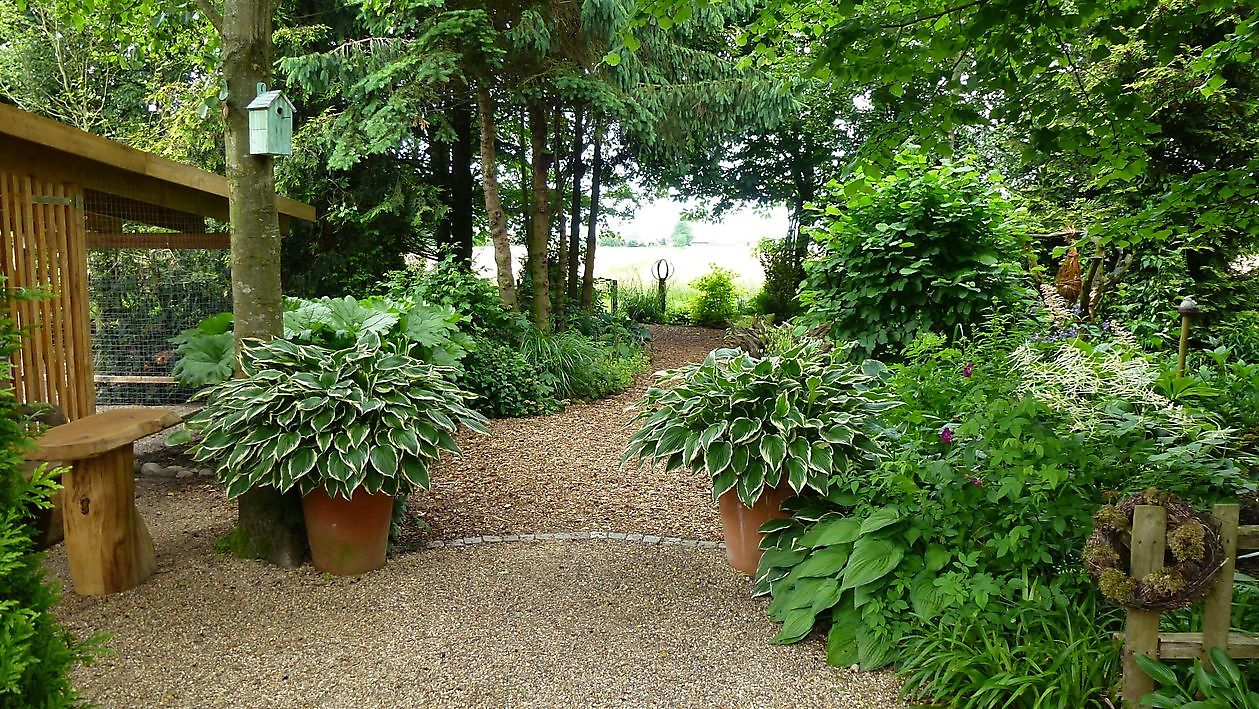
[712,468,738,499]
[786,457,808,493]
[909,572,948,619]
[808,443,832,473]
[856,623,896,669]
[826,607,861,667]
[400,458,430,489]
[729,417,758,443]
[841,537,904,590]
[343,446,368,474]
[760,433,787,470]
[369,445,398,477]
[225,473,253,499]
[704,441,733,475]
[654,425,691,458]
[859,507,900,535]
[274,432,301,459]
[682,434,702,467]
[793,545,851,577]
[925,544,950,571]
[310,407,336,432]
[282,448,317,489]
[737,465,765,506]
[799,517,862,548]
[699,421,726,449]
[771,606,819,645]
[754,547,808,585]
[388,429,421,456]
[325,453,353,483]
[348,423,370,448]
[759,519,796,535]
[774,391,790,418]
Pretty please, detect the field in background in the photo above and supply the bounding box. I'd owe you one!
[471,242,764,293]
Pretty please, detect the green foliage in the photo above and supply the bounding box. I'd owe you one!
[0,281,99,708]
[669,220,694,247]
[899,585,1121,708]
[282,295,468,367]
[170,312,235,388]
[379,258,525,340]
[750,312,1251,697]
[1137,649,1259,709]
[623,343,893,506]
[519,328,647,401]
[688,264,739,328]
[456,335,559,418]
[799,154,1031,358]
[618,284,664,324]
[1211,310,1259,366]
[751,236,803,317]
[189,336,489,500]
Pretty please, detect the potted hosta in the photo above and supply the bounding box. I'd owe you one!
[623,342,893,574]
[189,334,488,575]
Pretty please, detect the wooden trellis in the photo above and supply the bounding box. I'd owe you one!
[1122,503,1259,705]
[0,171,94,420]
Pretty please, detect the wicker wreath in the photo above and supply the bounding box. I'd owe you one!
[1084,489,1225,612]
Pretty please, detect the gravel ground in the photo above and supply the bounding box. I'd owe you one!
[47,325,905,707]
[404,325,727,545]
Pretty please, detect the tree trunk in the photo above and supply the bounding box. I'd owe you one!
[580,117,603,310]
[553,107,567,331]
[449,97,475,267]
[527,102,552,331]
[568,107,585,304]
[477,85,517,310]
[429,125,452,257]
[222,0,305,567]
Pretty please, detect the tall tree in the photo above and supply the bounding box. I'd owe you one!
[478,84,519,309]
[527,101,553,330]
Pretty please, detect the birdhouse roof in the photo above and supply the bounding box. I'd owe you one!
[247,90,293,111]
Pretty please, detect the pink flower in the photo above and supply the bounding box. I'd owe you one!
[940,426,955,444]
[969,476,984,487]
[963,363,974,378]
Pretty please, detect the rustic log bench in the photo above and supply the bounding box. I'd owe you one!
[24,407,183,596]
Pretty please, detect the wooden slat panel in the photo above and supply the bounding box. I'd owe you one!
[13,173,37,405]
[86,232,231,250]
[1158,632,1259,660]
[67,182,94,418]
[49,182,73,415]
[0,172,21,394]
[1239,525,1258,551]
[1202,505,1239,664]
[28,176,51,405]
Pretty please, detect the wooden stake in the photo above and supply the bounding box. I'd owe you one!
[1124,504,1167,706]
[1201,504,1240,667]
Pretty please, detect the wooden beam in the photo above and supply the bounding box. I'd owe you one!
[0,104,315,223]
[1239,525,1258,551]
[1158,632,1259,660]
[93,375,179,384]
[87,233,231,250]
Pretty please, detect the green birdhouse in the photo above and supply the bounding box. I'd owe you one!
[247,83,294,156]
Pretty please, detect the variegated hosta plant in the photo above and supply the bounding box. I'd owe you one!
[188,335,489,499]
[622,342,896,506]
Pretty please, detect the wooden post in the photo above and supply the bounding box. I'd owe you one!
[1201,504,1240,667]
[1124,504,1167,706]
[61,445,156,595]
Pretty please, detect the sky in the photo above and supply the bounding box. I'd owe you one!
[606,199,791,246]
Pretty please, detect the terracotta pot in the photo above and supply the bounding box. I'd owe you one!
[718,483,794,575]
[301,487,393,576]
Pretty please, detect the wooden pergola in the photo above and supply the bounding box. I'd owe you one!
[0,104,315,595]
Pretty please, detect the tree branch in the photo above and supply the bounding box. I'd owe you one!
[192,0,223,35]
[880,0,987,29]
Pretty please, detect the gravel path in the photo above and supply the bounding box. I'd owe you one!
[47,325,904,708]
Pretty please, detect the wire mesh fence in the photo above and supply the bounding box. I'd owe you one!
[88,248,230,406]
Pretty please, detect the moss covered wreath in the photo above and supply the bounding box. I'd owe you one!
[1084,489,1226,611]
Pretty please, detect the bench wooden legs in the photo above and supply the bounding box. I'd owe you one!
[61,445,156,595]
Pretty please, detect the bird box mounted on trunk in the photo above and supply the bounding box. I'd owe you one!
[247,83,294,156]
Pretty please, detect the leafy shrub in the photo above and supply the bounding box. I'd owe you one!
[520,329,648,401]
[620,284,664,324]
[189,334,488,500]
[688,265,739,327]
[457,335,559,418]
[624,343,893,506]
[752,236,804,317]
[751,312,1250,697]
[171,312,235,387]
[1137,648,1259,708]
[172,295,469,388]
[900,583,1121,708]
[0,282,99,707]
[379,256,524,339]
[799,153,1032,358]
[1211,309,1259,365]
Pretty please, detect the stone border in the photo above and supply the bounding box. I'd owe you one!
[425,531,725,550]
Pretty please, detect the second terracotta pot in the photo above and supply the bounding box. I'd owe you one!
[301,486,393,576]
[718,484,794,575]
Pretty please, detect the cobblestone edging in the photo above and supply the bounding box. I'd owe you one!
[425,531,726,550]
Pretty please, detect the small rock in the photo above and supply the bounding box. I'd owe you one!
[196,468,214,478]
[140,462,163,476]
[175,469,194,479]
